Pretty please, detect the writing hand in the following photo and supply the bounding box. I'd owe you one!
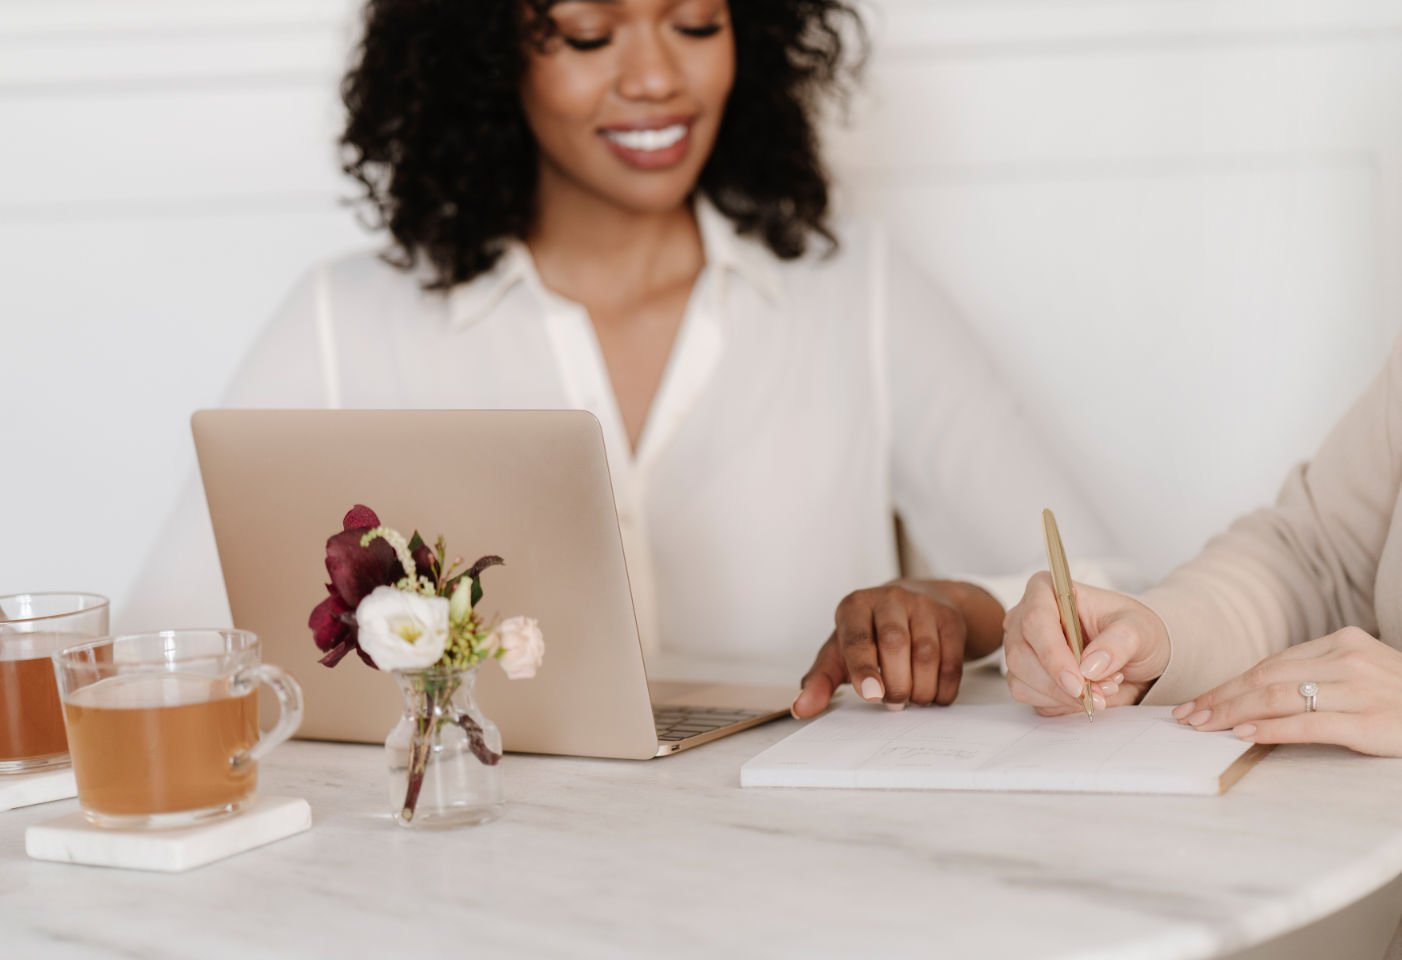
[1003,572,1169,715]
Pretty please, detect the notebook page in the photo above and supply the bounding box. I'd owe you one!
[740,704,1259,795]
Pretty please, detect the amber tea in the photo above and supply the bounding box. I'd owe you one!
[64,674,260,819]
[0,591,109,775]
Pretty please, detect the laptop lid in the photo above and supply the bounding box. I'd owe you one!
[192,409,661,760]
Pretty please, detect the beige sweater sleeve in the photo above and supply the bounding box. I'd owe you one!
[1137,334,1402,706]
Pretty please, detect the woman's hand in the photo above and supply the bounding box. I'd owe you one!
[1173,627,1402,756]
[791,580,1001,719]
[1003,572,1171,715]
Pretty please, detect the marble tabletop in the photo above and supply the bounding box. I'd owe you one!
[5,668,1402,960]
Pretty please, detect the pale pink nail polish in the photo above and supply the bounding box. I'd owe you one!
[885,701,906,712]
[1092,693,1106,710]
[859,677,883,701]
[1234,724,1257,740]
[1172,702,1195,720]
[1080,651,1111,680]
[1059,670,1083,697]
[1186,709,1212,727]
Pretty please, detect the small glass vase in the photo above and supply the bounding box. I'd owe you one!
[386,665,503,829]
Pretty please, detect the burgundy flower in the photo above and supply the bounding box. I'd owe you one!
[310,505,404,668]
[411,538,437,585]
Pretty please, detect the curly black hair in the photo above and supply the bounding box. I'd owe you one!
[340,0,865,290]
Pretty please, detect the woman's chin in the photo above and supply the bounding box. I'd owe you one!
[538,147,710,218]
[593,179,703,217]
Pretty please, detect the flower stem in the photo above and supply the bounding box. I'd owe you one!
[398,671,496,823]
[400,690,434,822]
[456,713,502,767]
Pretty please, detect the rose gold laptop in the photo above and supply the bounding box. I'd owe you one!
[191,409,792,759]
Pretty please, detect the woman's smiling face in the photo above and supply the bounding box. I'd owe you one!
[520,0,736,215]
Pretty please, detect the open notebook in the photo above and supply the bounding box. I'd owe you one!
[741,703,1269,796]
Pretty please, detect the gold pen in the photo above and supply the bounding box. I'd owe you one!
[1042,508,1095,721]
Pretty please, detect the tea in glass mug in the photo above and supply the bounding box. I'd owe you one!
[0,593,109,774]
[53,630,303,828]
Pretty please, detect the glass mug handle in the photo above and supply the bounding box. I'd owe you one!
[231,664,305,769]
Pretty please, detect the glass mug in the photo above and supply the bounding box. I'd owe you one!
[53,630,303,828]
[0,593,110,774]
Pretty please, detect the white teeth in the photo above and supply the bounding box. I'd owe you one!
[603,124,687,152]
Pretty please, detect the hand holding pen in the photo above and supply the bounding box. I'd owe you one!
[1001,514,1172,716]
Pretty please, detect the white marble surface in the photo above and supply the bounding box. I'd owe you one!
[25,796,312,873]
[0,768,76,812]
[3,669,1402,959]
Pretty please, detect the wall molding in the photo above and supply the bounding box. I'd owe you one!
[0,1,350,35]
[868,0,1402,51]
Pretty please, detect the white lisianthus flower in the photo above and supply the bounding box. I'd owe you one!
[493,616,545,679]
[356,586,449,671]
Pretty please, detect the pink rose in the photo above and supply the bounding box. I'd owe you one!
[493,616,544,679]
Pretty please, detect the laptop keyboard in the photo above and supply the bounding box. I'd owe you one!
[653,705,769,742]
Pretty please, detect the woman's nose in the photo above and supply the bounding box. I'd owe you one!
[616,29,684,102]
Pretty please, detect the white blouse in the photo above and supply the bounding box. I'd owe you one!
[126,201,1113,676]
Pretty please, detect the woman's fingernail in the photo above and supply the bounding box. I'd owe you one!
[1092,693,1107,710]
[1234,724,1257,740]
[1187,709,1212,727]
[1059,670,1084,697]
[790,694,803,718]
[1114,673,1125,684]
[885,701,907,712]
[1099,681,1119,696]
[860,677,884,701]
[1172,702,1195,720]
[1081,652,1111,680]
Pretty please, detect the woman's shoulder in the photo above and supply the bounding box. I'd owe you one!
[773,216,924,287]
[233,247,463,406]
[268,246,459,335]
[767,216,957,317]
[297,247,436,303]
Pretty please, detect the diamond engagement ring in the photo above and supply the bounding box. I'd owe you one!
[1299,681,1319,713]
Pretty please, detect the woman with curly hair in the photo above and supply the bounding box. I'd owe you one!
[133,0,1113,716]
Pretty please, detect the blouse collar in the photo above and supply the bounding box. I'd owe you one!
[447,195,782,330]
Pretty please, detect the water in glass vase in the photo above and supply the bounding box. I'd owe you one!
[387,666,503,828]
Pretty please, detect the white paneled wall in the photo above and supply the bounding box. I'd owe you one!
[833,0,1402,575]
[4,0,1401,610]
[1,0,364,606]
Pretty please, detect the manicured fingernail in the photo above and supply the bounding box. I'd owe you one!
[1080,652,1111,680]
[1114,673,1124,684]
[1059,670,1084,697]
[885,701,906,712]
[1092,693,1106,710]
[1172,702,1195,720]
[860,677,883,701]
[1187,709,1212,727]
[1098,681,1119,696]
[1234,724,1257,740]
[790,694,803,718]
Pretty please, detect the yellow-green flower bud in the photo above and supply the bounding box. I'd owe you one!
[449,577,472,624]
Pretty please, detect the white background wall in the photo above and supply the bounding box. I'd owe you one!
[4,0,1402,613]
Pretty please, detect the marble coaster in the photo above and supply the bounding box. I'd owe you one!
[0,768,77,812]
[25,795,312,873]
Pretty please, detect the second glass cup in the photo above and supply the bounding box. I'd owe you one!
[0,593,110,774]
[53,630,303,829]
